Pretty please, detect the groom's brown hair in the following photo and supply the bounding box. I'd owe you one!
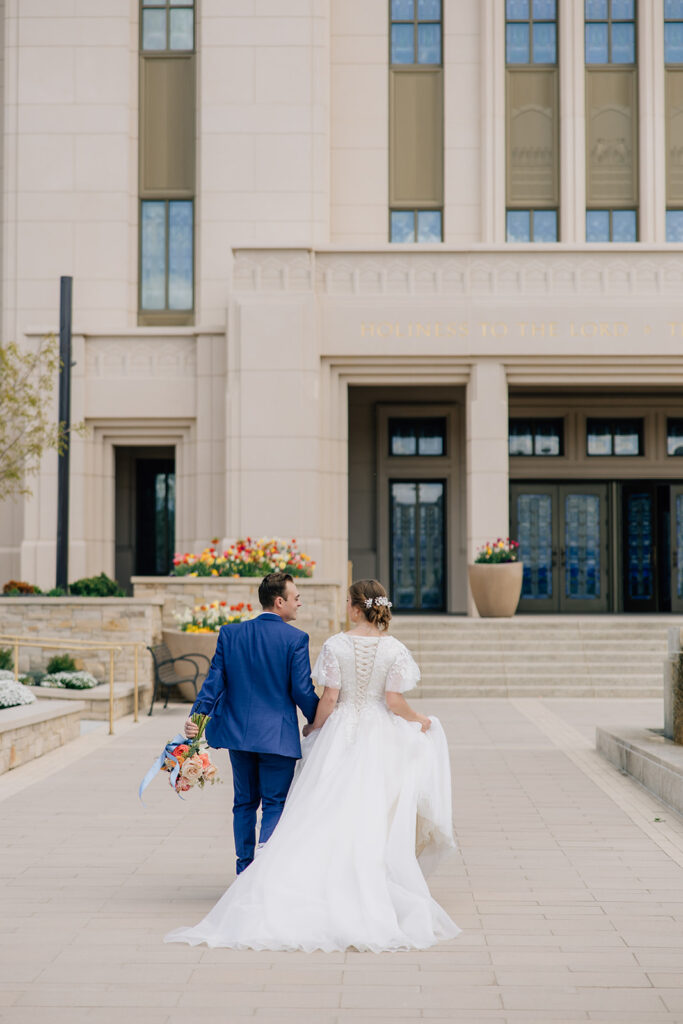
[258,571,294,609]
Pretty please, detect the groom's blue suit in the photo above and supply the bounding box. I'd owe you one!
[191,612,319,873]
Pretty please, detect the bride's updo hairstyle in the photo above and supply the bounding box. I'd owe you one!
[349,579,392,632]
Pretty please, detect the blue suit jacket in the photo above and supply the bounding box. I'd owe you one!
[191,613,319,759]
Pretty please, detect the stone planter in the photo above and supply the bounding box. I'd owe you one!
[664,627,683,744]
[162,629,219,701]
[467,562,523,618]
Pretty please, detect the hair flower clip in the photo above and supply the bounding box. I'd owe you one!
[364,598,373,608]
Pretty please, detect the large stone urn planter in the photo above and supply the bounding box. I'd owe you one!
[467,562,524,618]
[162,629,218,701]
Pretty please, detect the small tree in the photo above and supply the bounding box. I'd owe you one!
[0,336,69,501]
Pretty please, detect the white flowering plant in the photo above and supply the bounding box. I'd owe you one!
[39,671,99,690]
[0,678,37,708]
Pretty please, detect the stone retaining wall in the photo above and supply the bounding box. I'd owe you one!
[0,598,163,684]
[0,700,84,774]
[132,576,343,655]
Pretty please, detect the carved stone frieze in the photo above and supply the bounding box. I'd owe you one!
[231,248,683,300]
[85,338,196,379]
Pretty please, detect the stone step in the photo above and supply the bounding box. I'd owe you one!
[413,661,658,675]
[392,623,683,635]
[411,649,661,661]
[417,667,663,684]
[416,683,663,698]
[394,635,669,647]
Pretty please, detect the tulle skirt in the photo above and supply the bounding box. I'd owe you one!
[164,705,460,952]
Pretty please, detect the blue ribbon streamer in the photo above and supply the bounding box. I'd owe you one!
[139,733,190,803]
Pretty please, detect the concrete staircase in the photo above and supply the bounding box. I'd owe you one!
[389,615,683,698]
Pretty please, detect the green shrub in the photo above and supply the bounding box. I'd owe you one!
[45,587,66,597]
[2,579,42,595]
[68,572,125,597]
[46,653,77,674]
[0,648,12,671]
[21,669,45,685]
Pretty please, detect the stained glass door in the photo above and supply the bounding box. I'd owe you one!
[510,484,558,612]
[390,480,445,611]
[670,485,683,614]
[560,484,609,613]
[510,483,609,613]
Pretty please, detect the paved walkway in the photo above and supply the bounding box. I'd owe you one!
[2,697,683,1023]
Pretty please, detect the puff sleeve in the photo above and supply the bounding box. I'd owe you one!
[312,640,342,690]
[385,643,421,693]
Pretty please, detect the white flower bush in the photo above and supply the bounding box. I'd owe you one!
[40,671,98,690]
[0,679,37,708]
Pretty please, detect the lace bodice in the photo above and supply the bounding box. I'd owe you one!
[312,633,420,712]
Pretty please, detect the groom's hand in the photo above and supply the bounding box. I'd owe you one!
[184,718,199,739]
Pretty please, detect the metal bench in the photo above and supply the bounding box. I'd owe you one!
[146,643,211,716]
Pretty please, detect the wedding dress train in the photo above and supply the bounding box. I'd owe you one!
[164,633,460,952]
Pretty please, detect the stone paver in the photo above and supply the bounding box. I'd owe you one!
[1,697,683,1023]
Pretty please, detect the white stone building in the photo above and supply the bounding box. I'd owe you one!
[2,0,683,616]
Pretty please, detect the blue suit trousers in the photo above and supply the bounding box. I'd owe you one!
[229,750,296,874]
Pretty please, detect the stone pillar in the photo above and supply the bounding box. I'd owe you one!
[639,0,666,244]
[466,361,509,616]
[480,0,505,243]
[226,251,325,573]
[559,0,586,243]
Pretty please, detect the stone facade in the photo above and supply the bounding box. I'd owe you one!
[0,700,84,774]
[0,3,682,620]
[0,598,163,683]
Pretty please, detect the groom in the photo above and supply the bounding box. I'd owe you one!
[184,571,319,873]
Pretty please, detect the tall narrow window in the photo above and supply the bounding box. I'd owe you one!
[665,1,683,240]
[585,1,638,240]
[139,1,196,324]
[389,2,444,242]
[505,1,559,242]
[142,1,194,51]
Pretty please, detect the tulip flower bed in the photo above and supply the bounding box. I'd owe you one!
[171,538,315,578]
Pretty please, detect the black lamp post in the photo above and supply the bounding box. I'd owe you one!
[56,276,72,591]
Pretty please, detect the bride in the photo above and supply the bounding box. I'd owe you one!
[165,578,460,953]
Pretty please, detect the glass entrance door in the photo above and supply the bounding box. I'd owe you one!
[390,480,445,611]
[671,486,683,614]
[621,483,676,613]
[136,458,176,576]
[510,483,609,613]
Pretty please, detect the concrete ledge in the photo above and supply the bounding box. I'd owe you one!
[596,725,683,816]
[33,682,152,720]
[0,699,85,774]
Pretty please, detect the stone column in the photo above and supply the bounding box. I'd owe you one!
[639,0,666,243]
[480,0,506,243]
[559,0,586,243]
[226,250,325,574]
[466,361,509,616]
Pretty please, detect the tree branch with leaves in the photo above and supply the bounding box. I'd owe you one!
[0,335,70,502]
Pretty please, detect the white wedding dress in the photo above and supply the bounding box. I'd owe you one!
[164,632,460,952]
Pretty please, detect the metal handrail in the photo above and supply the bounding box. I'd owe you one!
[0,633,145,735]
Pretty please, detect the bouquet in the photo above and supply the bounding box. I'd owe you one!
[163,714,220,792]
[139,713,220,801]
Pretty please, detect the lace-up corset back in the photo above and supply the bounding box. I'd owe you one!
[346,638,381,710]
[313,633,420,712]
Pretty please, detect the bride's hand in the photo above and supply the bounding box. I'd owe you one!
[302,723,315,737]
[418,715,431,733]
